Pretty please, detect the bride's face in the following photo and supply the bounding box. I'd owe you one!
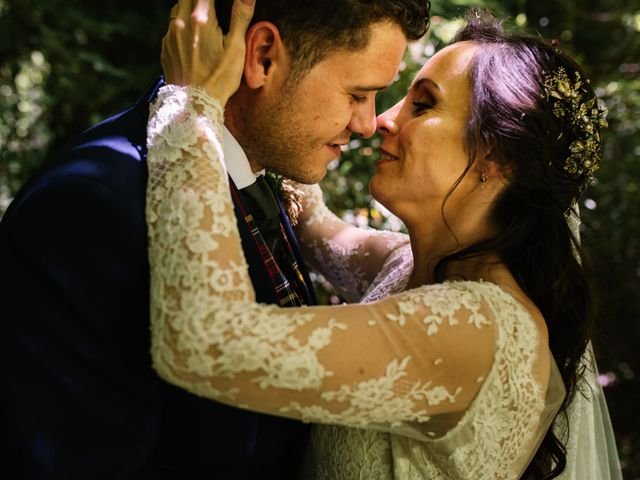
[370,41,483,225]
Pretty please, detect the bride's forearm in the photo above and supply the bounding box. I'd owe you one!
[294,181,410,301]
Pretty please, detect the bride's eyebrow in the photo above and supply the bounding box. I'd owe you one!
[411,77,441,94]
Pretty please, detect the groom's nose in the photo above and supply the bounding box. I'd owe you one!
[348,100,377,138]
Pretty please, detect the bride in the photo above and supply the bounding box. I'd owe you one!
[146,0,621,478]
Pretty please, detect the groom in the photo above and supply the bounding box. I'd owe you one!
[0,0,429,478]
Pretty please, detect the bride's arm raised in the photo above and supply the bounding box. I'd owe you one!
[293,182,409,302]
[147,0,499,439]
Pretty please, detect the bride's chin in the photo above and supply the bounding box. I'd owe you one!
[369,179,398,214]
[368,177,383,202]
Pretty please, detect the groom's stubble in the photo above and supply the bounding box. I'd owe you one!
[227,76,349,185]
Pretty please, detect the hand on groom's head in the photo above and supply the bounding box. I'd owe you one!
[162,0,255,105]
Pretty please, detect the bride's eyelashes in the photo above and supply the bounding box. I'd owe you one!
[412,100,434,113]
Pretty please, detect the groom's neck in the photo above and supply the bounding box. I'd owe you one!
[224,105,267,174]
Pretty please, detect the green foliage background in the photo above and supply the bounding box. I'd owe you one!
[1,0,638,474]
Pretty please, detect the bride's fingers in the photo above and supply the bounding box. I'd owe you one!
[161,10,190,86]
[175,0,193,20]
[227,0,255,48]
[191,0,211,26]
[164,3,183,36]
[162,0,252,93]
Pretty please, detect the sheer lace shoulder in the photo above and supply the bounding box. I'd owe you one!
[363,243,413,301]
[295,182,409,302]
[146,85,559,479]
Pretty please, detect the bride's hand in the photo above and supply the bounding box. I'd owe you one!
[161,0,255,105]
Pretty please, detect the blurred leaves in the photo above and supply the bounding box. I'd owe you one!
[0,0,173,195]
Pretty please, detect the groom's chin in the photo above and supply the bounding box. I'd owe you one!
[275,164,329,185]
[290,170,328,185]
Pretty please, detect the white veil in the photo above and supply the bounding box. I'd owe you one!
[555,207,622,479]
[555,343,622,479]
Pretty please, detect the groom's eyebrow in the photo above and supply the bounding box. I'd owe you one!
[352,83,393,92]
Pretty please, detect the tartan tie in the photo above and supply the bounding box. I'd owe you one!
[232,177,311,307]
[238,175,282,257]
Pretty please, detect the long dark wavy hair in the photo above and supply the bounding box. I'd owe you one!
[435,11,602,479]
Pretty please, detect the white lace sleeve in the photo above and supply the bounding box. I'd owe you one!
[294,183,409,302]
[146,86,549,449]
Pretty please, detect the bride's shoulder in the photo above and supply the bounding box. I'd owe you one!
[475,279,548,340]
[426,279,551,358]
[440,279,547,331]
[446,279,552,390]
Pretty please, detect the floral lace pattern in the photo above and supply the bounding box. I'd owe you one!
[295,182,409,303]
[302,425,393,480]
[146,85,562,480]
[304,251,563,479]
[362,244,412,302]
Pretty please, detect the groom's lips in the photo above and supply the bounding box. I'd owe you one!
[376,148,399,167]
[326,143,347,158]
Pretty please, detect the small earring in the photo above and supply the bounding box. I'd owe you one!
[480,172,488,185]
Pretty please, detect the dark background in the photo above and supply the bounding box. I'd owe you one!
[1,0,638,476]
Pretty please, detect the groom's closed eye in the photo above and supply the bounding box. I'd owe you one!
[349,82,395,106]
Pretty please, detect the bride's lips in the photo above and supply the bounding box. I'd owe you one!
[376,149,399,167]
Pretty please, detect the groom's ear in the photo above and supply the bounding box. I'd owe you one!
[243,22,288,90]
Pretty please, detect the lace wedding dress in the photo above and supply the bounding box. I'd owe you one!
[294,135,622,480]
[295,185,568,480]
[145,85,567,479]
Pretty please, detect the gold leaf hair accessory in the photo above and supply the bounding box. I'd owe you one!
[543,67,608,183]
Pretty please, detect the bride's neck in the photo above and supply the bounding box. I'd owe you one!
[405,223,500,289]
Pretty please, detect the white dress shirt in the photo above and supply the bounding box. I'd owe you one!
[223,126,265,189]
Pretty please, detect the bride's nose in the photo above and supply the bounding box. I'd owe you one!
[376,116,398,136]
[376,102,402,137]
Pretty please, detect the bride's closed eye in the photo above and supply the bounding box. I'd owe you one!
[412,100,434,114]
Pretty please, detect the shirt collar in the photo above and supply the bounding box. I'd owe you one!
[223,126,265,189]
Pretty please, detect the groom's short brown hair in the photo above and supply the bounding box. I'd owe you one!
[216,0,431,81]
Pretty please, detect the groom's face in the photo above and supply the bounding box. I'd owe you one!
[249,22,407,184]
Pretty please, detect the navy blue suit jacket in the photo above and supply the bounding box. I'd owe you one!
[0,80,313,479]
